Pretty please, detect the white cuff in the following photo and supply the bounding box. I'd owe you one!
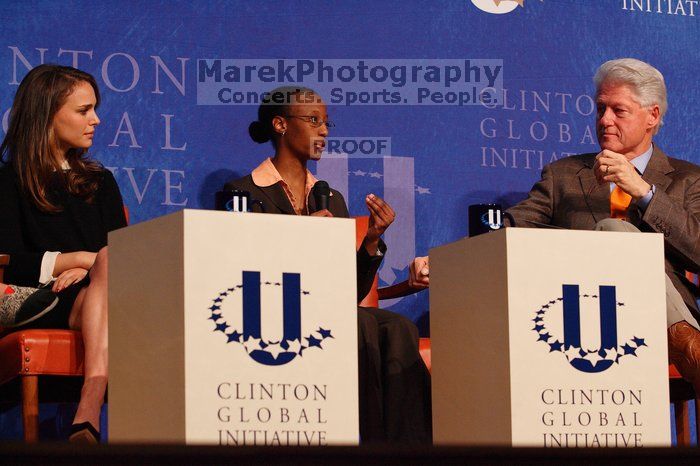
[39,251,61,286]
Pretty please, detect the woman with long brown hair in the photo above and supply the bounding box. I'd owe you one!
[0,64,126,442]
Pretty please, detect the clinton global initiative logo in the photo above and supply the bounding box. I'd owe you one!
[208,271,333,366]
[532,284,647,373]
[481,208,502,230]
[471,0,542,14]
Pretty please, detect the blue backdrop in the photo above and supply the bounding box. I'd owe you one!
[0,0,698,441]
[2,0,699,327]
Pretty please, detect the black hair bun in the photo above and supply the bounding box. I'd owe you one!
[248,120,270,144]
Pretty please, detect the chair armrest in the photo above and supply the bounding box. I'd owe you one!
[377,279,424,301]
[0,254,9,283]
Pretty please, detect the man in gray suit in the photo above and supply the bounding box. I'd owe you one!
[410,58,700,393]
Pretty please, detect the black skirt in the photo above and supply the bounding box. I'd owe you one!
[17,277,90,330]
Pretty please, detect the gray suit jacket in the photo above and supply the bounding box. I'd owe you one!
[507,145,700,315]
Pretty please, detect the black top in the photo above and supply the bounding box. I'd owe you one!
[0,164,127,287]
[224,174,386,303]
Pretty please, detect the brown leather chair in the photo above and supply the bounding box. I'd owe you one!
[669,363,698,446]
[670,271,700,446]
[0,255,85,442]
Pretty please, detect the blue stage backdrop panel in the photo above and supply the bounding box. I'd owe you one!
[1,0,699,331]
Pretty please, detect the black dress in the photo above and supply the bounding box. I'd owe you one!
[0,164,127,328]
[225,174,432,444]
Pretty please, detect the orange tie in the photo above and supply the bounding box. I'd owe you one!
[610,185,632,219]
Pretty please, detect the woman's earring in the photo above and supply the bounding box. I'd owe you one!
[282,130,286,136]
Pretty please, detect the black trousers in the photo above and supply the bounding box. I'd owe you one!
[357,306,432,444]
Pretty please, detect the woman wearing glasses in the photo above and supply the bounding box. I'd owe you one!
[224,87,431,444]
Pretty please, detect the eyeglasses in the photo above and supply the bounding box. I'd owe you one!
[283,115,335,128]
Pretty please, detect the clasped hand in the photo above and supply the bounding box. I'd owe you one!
[409,256,430,289]
[593,149,651,200]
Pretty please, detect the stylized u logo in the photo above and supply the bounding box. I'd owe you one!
[480,209,502,229]
[242,271,301,366]
[562,284,618,373]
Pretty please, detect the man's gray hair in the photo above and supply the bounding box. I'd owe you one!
[594,58,667,133]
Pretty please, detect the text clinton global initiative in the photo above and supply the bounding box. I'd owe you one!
[540,388,644,448]
[216,382,330,446]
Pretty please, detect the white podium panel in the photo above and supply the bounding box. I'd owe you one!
[430,228,670,447]
[108,210,359,445]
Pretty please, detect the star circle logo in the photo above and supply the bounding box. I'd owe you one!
[532,285,647,373]
[208,271,333,366]
[480,211,502,230]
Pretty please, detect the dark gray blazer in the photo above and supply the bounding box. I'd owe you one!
[224,174,386,303]
[507,145,700,316]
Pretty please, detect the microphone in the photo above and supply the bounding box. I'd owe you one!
[311,180,330,212]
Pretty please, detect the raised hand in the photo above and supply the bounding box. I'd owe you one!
[593,149,651,199]
[365,193,395,243]
[364,194,395,256]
